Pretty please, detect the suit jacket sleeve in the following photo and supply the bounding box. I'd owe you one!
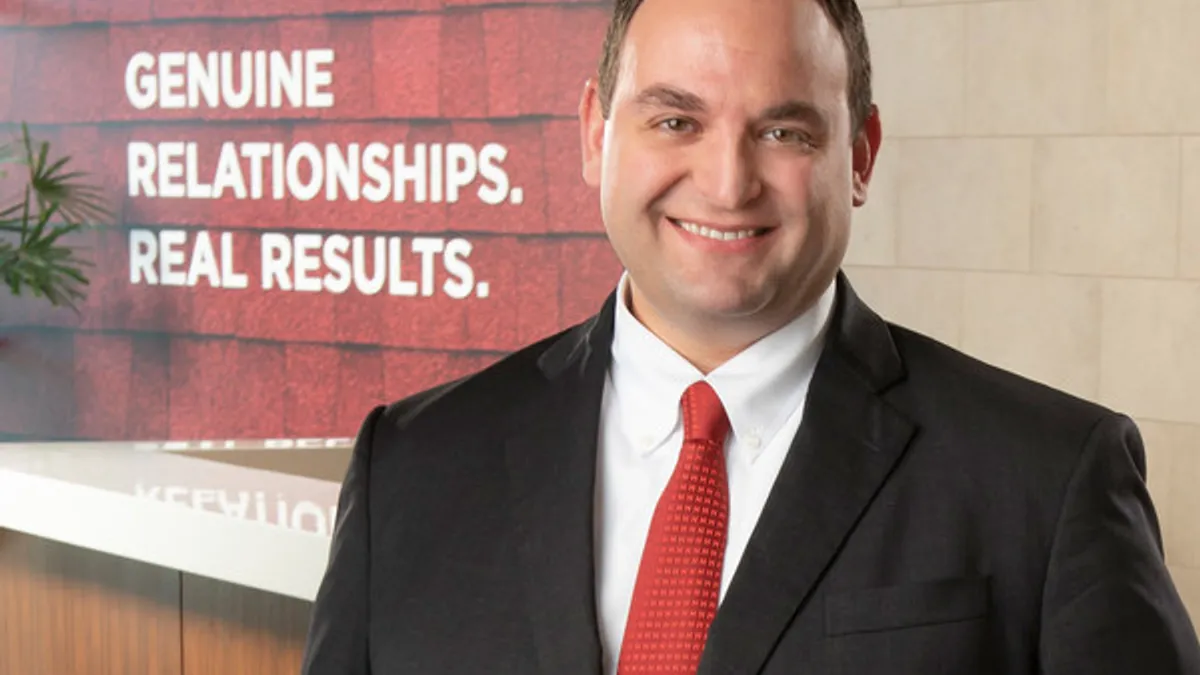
[300,405,385,675]
[1040,413,1200,673]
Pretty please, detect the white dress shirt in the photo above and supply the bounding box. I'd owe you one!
[594,273,837,674]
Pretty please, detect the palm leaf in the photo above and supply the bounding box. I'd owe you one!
[0,122,110,312]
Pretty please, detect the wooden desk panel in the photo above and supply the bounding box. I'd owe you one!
[181,573,311,675]
[0,529,182,675]
[0,530,316,675]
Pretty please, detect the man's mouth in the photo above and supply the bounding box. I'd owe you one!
[668,217,770,241]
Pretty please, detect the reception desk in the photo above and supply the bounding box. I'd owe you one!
[0,439,352,675]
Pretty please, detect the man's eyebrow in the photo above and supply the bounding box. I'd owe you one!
[760,100,826,125]
[632,85,707,113]
[632,88,826,127]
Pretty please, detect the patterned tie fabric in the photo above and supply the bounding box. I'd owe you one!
[617,380,732,674]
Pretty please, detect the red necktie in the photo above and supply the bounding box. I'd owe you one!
[617,380,731,674]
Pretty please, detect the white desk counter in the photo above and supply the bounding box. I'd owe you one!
[0,439,354,602]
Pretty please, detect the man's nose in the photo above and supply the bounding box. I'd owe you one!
[692,135,763,210]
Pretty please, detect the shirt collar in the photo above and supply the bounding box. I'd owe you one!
[608,272,836,464]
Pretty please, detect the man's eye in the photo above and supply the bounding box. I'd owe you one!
[658,118,695,133]
[765,128,809,145]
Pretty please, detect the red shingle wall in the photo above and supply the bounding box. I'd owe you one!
[0,0,622,440]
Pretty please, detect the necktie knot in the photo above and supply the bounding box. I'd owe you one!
[682,381,730,445]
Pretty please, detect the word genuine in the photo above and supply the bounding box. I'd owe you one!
[125,49,336,110]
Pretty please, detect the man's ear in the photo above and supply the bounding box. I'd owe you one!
[579,78,606,188]
[852,104,882,207]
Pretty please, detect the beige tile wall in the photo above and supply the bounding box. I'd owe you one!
[847,0,1200,625]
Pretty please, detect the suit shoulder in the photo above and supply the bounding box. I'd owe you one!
[880,324,1139,522]
[886,323,1118,443]
[377,325,575,433]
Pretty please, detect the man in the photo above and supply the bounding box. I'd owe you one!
[301,0,1200,672]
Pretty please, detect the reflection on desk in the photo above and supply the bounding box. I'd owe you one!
[0,438,352,601]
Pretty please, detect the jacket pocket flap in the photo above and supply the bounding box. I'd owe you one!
[824,577,989,636]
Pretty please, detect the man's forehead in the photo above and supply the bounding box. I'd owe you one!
[622,0,842,70]
[627,0,830,37]
[618,0,847,98]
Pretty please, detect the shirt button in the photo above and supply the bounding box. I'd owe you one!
[745,434,762,450]
[640,436,656,450]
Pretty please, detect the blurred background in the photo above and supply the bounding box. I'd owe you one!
[2,0,1199,671]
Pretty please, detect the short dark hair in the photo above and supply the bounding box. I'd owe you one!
[596,0,873,137]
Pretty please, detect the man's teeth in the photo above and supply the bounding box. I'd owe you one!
[676,220,761,241]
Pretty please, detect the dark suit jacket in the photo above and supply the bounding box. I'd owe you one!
[301,272,1200,674]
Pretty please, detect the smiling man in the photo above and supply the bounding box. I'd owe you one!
[300,1,1200,673]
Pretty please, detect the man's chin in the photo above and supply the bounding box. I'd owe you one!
[632,278,775,329]
[676,290,775,326]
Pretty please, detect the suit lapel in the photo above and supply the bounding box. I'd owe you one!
[504,295,616,675]
[698,274,917,675]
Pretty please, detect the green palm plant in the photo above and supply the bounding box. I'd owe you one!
[0,123,111,312]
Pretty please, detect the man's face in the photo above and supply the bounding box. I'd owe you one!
[581,0,880,344]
